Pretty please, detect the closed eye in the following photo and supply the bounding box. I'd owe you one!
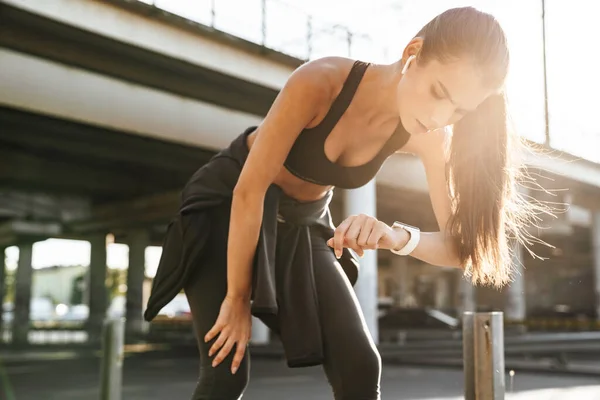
[436,80,473,115]
[430,85,444,100]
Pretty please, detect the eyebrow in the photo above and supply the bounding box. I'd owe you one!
[437,80,472,114]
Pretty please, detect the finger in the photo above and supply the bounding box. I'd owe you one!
[344,215,364,251]
[357,216,376,248]
[208,329,228,357]
[204,321,224,343]
[367,225,385,249]
[344,236,364,256]
[349,216,372,254]
[231,339,248,374]
[333,217,353,258]
[212,337,236,368]
[352,243,364,257]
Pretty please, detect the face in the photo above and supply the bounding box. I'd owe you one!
[396,44,499,135]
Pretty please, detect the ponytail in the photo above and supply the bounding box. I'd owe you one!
[447,92,515,287]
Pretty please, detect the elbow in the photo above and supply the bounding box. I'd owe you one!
[232,183,266,208]
[442,232,462,268]
[430,255,462,269]
[445,256,463,269]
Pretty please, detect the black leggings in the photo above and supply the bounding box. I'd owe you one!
[183,205,381,399]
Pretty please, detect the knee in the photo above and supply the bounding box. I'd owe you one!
[338,345,382,399]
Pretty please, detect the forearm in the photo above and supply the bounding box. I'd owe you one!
[226,192,264,300]
[398,228,461,268]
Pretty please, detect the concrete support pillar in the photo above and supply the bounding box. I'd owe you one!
[434,271,452,310]
[344,180,378,343]
[12,243,33,346]
[87,233,108,343]
[391,256,412,307]
[593,211,600,319]
[251,316,270,345]
[0,247,6,341]
[126,230,149,340]
[457,271,476,315]
[505,243,526,322]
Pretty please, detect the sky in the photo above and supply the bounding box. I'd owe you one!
[143,0,599,160]
[3,0,599,276]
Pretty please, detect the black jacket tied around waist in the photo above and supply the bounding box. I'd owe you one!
[143,127,360,368]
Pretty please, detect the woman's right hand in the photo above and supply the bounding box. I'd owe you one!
[204,295,252,374]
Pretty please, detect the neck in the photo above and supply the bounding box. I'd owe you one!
[367,60,404,120]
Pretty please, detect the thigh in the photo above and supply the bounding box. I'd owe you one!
[183,207,250,399]
[311,235,382,400]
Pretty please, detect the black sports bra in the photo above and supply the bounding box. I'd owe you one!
[283,60,410,189]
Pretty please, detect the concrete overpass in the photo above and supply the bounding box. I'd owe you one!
[1,0,600,346]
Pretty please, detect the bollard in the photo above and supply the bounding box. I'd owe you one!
[99,318,125,400]
[463,312,505,400]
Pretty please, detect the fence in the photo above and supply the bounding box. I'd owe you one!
[136,0,388,62]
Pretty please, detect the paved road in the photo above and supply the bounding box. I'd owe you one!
[1,349,600,399]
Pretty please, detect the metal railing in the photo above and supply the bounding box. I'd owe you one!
[134,0,600,164]
[137,0,388,62]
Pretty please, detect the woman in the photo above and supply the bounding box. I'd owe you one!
[144,6,539,399]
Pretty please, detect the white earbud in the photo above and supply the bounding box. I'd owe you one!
[401,55,416,75]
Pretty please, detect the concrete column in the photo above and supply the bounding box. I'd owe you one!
[457,271,476,315]
[126,230,149,340]
[391,256,409,307]
[593,211,600,319]
[344,180,378,343]
[0,247,6,340]
[251,316,269,345]
[12,243,33,346]
[87,233,108,343]
[505,243,526,322]
[391,256,417,308]
[434,271,451,310]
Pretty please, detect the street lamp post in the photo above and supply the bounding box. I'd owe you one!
[542,0,551,147]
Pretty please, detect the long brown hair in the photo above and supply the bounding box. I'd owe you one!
[415,7,547,287]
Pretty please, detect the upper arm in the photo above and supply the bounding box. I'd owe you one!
[401,129,453,231]
[234,61,331,197]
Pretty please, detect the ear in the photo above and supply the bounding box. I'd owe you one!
[401,37,423,65]
[402,55,415,74]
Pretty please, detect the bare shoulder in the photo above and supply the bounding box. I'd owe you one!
[257,56,363,130]
[399,128,450,165]
[287,56,357,101]
[296,56,357,79]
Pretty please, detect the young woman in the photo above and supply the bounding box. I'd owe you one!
[145,6,538,399]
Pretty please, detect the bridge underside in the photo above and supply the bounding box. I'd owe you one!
[1,0,598,247]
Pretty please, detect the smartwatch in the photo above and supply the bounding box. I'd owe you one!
[390,221,421,256]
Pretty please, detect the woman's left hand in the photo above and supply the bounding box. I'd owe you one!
[327,214,409,258]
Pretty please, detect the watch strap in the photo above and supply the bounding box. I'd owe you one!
[390,221,420,256]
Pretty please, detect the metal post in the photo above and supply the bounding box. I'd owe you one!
[463,312,505,400]
[0,247,6,342]
[261,0,267,46]
[306,16,313,59]
[210,0,216,28]
[99,318,125,400]
[541,0,550,146]
[346,28,353,57]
